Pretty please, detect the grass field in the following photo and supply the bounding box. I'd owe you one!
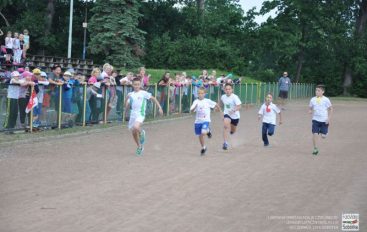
[120,68,259,83]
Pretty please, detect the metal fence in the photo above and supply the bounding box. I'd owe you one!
[0,82,315,133]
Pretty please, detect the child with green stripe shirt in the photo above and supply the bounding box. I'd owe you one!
[125,78,163,156]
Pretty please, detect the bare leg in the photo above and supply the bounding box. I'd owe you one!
[230,124,237,134]
[199,134,205,148]
[132,122,142,147]
[223,118,231,143]
[312,133,318,148]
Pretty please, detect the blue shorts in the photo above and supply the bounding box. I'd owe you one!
[194,122,210,135]
[312,120,329,135]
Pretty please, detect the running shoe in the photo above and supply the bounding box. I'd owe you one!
[312,147,319,155]
[222,142,228,150]
[136,146,144,156]
[200,146,207,156]
[207,131,212,139]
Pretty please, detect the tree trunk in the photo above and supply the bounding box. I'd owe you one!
[197,0,205,15]
[342,0,367,95]
[343,65,352,96]
[295,19,306,83]
[44,0,55,55]
[295,50,304,83]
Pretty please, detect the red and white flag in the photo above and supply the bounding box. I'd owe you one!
[25,89,38,113]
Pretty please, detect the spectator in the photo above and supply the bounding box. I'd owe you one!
[18,71,35,128]
[3,71,24,133]
[12,32,22,64]
[278,71,292,110]
[5,31,13,64]
[88,68,100,84]
[32,69,49,127]
[23,29,30,59]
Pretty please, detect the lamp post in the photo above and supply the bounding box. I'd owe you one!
[67,0,74,58]
[82,1,88,60]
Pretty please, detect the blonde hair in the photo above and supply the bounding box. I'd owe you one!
[91,68,101,77]
[103,63,113,72]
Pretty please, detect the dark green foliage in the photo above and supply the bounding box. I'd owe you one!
[88,0,145,68]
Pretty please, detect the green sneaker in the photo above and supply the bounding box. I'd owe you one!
[140,129,146,145]
[312,147,319,155]
[136,146,144,156]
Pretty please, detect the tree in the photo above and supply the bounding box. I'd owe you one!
[88,0,145,68]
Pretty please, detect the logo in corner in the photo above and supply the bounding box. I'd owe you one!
[342,213,359,231]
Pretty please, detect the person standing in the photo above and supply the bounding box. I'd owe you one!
[278,72,292,110]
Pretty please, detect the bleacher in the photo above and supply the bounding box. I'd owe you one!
[1,55,102,76]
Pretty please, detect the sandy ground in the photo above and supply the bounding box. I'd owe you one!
[0,99,366,232]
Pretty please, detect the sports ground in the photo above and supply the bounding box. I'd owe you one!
[1,99,366,232]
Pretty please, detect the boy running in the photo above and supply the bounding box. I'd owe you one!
[220,83,241,150]
[125,78,163,156]
[309,85,332,155]
[258,93,282,146]
[190,87,221,156]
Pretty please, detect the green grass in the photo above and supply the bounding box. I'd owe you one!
[330,96,367,102]
[119,68,259,84]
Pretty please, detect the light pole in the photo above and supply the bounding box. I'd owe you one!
[67,0,74,58]
[82,1,88,60]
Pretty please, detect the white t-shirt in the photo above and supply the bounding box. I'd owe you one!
[7,79,24,99]
[128,90,152,118]
[5,37,13,49]
[309,96,332,122]
[191,98,217,123]
[258,103,281,125]
[221,94,241,119]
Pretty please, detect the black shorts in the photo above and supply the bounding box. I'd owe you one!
[5,48,13,55]
[224,114,239,126]
[279,90,288,99]
[312,120,329,135]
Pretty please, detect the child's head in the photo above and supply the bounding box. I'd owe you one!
[7,31,11,37]
[32,68,41,79]
[315,85,325,97]
[63,71,72,81]
[103,63,113,75]
[265,93,273,104]
[91,68,101,77]
[19,34,24,40]
[23,29,29,35]
[139,67,146,75]
[198,87,206,100]
[53,65,62,76]
[14,32,19,38]
[224,83,233,96]
[11,71,20,79]
[132,78,141,91]
[111,70,118,78]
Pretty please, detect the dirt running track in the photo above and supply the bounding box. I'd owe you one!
[1,99,366,232]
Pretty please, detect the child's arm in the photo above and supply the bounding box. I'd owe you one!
[149,96,164,115]
[215,103,222,113]
[327,106,333,124]
[278,112,282,125]
[190,101,198,112]
[124,94,130,109]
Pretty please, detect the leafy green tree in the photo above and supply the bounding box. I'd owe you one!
[88,0,145,68]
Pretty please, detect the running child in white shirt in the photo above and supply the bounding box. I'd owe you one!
[125,78,163,156]
[309,85,332,155]
[258,93,282,147]
[190,87,221,156]
[220,83,241,150]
